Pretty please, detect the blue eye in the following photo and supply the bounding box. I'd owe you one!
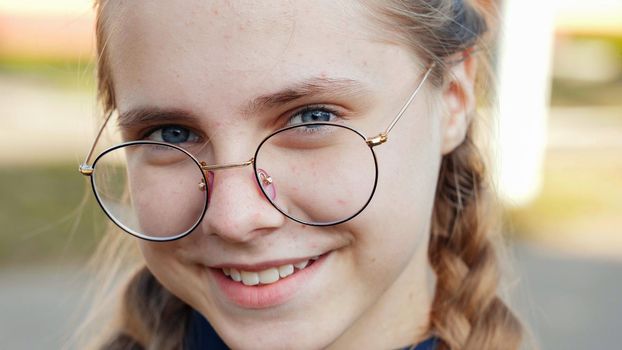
[288,108,336,126]
[146,125,200,144]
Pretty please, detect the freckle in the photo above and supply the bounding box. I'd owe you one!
[212,9,219,15]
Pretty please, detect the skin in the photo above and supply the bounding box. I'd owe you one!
[103,1,476,348]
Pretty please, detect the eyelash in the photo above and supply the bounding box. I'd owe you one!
[139,124,203,144]
[131,104,344,141]
[284,105,342,126]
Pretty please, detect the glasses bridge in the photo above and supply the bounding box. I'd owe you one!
[200,158,255,171]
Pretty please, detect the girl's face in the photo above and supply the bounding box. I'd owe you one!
[105,1,466,348]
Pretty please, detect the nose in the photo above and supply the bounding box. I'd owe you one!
[201,165,285,243]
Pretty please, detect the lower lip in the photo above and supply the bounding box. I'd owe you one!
[210,254,328,309]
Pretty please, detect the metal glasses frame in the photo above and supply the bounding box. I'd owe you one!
[79,64,435,241]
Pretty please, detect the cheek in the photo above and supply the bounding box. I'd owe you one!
[348,110,442,279]
[138,240,184,279]
[126,159,208,238]
[138,240,206,306]
[379,102,443,224]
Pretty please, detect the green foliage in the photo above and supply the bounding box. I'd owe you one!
[0,55,95,91]
[0,164,107,265]
[551,79,622,107]
[551,35,622,107]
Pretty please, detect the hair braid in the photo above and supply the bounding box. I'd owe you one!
[429,132,522,349]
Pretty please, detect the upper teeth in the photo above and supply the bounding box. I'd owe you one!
[222,257,317,286]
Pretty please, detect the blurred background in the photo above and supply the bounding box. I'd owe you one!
[0,0,620,349]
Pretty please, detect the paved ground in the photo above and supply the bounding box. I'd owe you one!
[0,242,621,349]
[0,265,89,349]
[512,243,622,349]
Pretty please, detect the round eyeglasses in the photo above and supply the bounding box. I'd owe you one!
[79,65,434,241]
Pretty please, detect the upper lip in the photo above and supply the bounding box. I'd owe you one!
[209,253,326,271]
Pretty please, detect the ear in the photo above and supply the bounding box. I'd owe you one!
[440,52,478,155]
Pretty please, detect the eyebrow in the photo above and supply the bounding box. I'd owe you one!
[117,108,202,129]
[117,77,370,127]
[241,77,370,116]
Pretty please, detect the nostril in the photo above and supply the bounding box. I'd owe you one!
[257,168,276,200]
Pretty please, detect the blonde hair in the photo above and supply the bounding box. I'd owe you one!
[82,0,523,348]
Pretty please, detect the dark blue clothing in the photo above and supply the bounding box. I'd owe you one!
[185,310,229,350]
[184,310,438,350]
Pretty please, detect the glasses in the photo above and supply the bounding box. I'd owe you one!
[79,65,434,241]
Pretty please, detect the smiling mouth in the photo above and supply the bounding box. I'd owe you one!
[221,256,320,286]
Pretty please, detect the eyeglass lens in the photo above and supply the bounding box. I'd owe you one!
[92,143,208,240]
[254,123,377,226]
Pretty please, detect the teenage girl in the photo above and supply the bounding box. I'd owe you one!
[78,1,523,349]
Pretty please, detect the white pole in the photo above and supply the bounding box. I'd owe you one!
[495,0,556,206]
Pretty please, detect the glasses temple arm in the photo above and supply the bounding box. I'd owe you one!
[383,63,436,136]
[79,111,114,175]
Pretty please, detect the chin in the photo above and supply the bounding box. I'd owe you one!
[213,316,339,350]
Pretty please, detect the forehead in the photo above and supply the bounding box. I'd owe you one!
[103,0,419,112]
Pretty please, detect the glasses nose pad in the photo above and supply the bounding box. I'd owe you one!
[256,168,276,201]
[198,171,215,203]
